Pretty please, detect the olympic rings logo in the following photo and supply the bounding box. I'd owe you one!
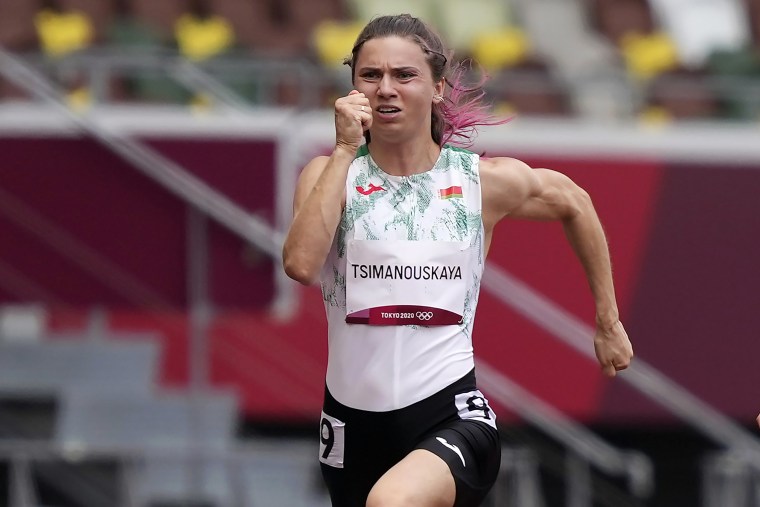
[416,311,434,320]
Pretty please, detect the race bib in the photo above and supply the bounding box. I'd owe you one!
[318,412,345,468]
[345,239,468,326]
[455,390,497,429]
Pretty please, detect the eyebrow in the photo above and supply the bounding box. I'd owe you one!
[357,66,421,74]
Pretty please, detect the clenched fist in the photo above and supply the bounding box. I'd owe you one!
[335,90,372,153]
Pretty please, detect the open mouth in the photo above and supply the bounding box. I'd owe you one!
[375,106,401,116]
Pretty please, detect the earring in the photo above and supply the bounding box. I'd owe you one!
[433,94,444,103]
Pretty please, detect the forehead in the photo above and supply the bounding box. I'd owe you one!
[356,36,429,69]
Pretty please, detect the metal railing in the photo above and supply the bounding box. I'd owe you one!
[8,48,334,109]
[0,439,248,507]
[482,264,760,457]
[478,360,653,506]
[0,46,295,507]
[5,49,760,123]
[703,450,760,507]
[0,48,283,259]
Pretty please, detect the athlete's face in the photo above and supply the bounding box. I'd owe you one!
[353,36,443,142]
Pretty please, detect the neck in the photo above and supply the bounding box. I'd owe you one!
[368,138,441,176]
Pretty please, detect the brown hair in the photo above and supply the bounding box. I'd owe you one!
[344,14,508,147]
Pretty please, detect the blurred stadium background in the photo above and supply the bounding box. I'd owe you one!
[0,0,759,506]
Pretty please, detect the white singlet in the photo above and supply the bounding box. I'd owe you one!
[320,144,485,411]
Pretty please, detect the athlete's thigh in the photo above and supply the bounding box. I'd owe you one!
[366,448,456,507]
[416,421,502,507]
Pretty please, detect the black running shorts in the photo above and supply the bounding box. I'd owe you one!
[319,368,501,507]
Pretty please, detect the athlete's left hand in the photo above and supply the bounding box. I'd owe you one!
[593,320,633,377]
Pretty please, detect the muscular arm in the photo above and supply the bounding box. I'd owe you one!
[482,158,633,376]
[514,168,620,328]
[282,90,371,285]
[282,149,354,285]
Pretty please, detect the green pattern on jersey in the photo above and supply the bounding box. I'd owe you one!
[325,144,484,332]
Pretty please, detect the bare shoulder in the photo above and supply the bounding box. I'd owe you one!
[482,157,593,222]
[480,156,536,184]
[480,156,540,220]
